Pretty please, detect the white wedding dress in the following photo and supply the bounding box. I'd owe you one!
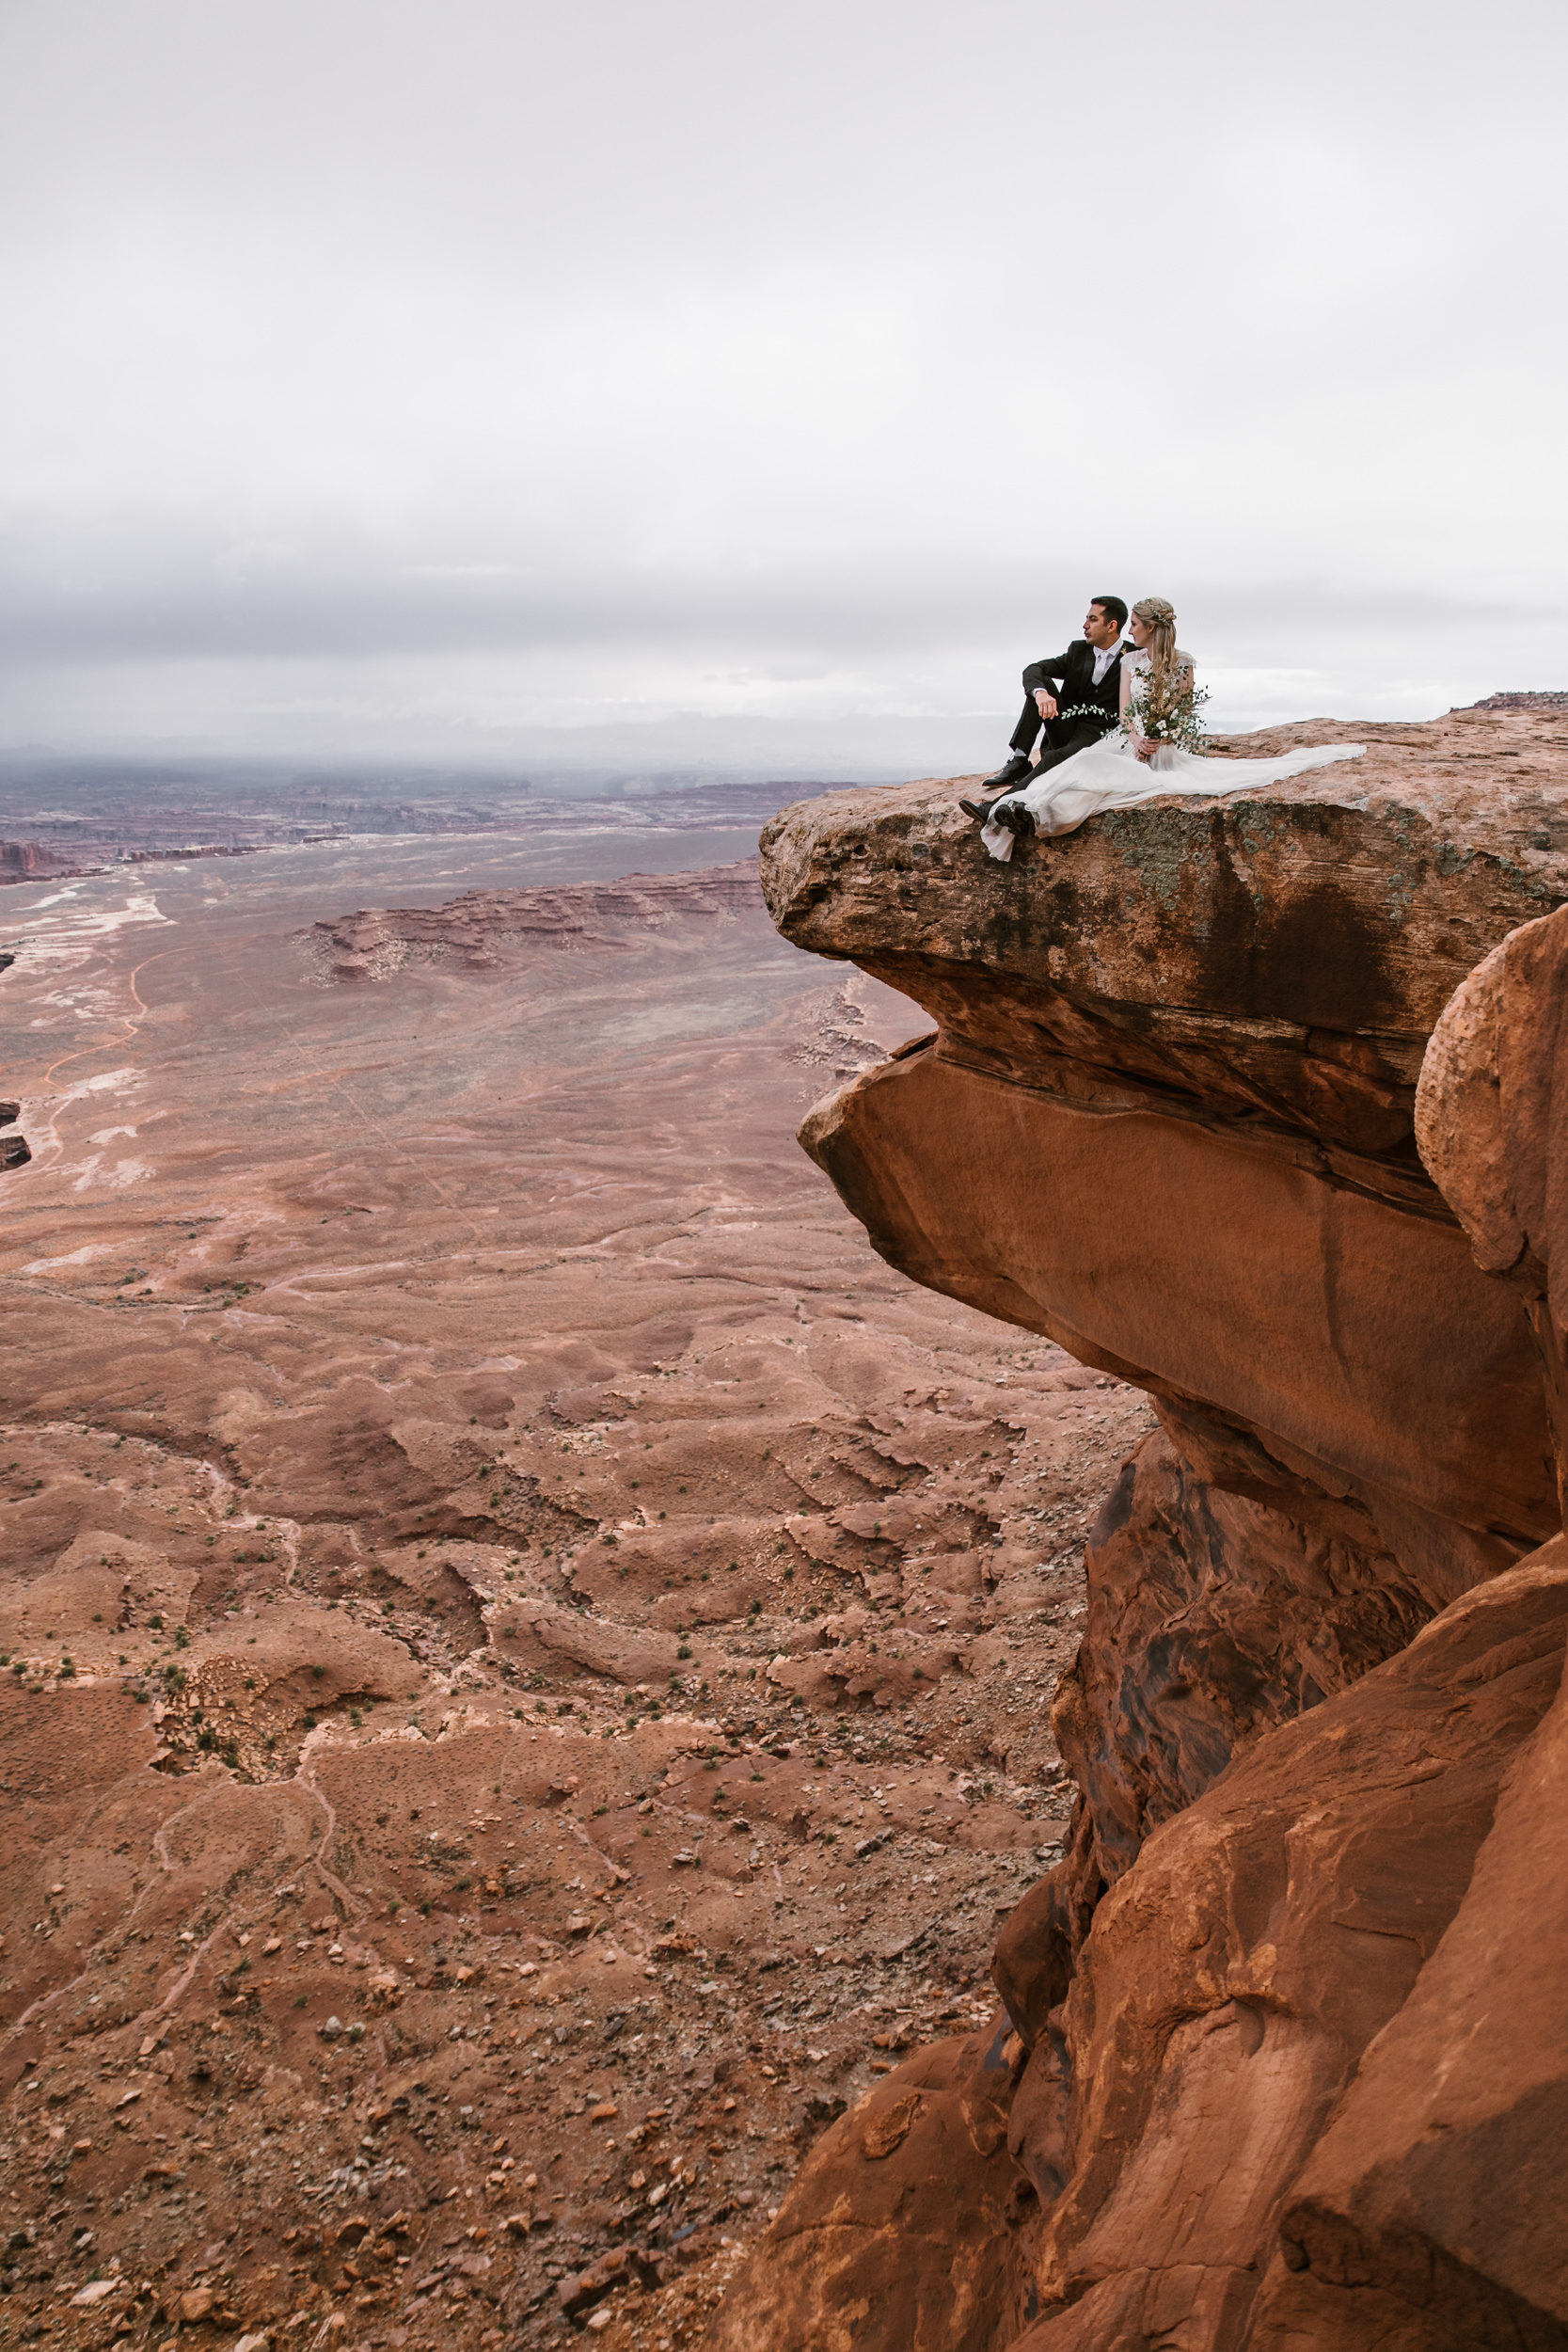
[979,649,1366,863]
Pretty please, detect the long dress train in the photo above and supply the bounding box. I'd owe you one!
[979,692,1366,864]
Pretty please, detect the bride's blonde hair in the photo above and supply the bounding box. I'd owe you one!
[1132,596,1179,677]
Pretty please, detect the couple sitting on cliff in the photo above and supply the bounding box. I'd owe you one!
[960,593,1366,863]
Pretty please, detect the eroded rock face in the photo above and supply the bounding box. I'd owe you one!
[760,709,1568,1155]
[724,1549,1568,2352]
[762,729,1568,1613]
[0,839,81,882]
[720,716,1568,2349]
[990,1423,1435,2043]
[799,1038,1553,1598]
[705,2023,1038,2352]
[1010,1548,1568,2349]
[1261,1613,1568,2347]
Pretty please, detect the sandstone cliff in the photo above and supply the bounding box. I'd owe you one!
[713,706,1568,2350]
[0,839,85,883]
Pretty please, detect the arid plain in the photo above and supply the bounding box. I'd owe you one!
[0,799,1149,2349]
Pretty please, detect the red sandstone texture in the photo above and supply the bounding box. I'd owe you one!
[1,842,86,884]
[0,851,1154,2351]
[717,707,1568,2349]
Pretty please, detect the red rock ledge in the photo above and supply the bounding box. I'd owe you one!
[713,707,1568,2351]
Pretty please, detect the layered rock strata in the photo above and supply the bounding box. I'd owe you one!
[715,710,1568,2350]
[760,712,1568,1606]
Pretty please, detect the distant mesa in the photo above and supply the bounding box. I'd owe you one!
[1464,687,1568,712]
[0,837,263,882]
[110,842,262,864]
[0,769,805,873]
[305,859,764,983]
[0,838,83,883]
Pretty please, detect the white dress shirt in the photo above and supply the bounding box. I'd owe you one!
[1090,639,1122,686]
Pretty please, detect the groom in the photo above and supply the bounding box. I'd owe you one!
[959,595,1129,826]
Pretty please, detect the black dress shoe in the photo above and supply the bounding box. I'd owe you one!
[997,799,1036,838]
[981,755,1033,791]
[958,797,992,822]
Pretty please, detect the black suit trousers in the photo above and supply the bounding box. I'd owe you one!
[1007,696,1112,769]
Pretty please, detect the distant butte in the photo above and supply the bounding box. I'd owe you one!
[0,839,85,883]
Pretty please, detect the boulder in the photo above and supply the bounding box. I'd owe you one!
[1007,1546,1568,2347]
[1418,893,1568,1508]
[1257,1631,1568,2344]
[708,2021,1037,2352]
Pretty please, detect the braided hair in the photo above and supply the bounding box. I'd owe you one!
[1132,596,1179,677]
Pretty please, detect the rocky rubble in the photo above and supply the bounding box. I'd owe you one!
[718,707,1568,2349]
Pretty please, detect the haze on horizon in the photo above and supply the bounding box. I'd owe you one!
[0,0,1562,770]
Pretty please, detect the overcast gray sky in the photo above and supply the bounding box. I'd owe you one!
[1,0,1563,762]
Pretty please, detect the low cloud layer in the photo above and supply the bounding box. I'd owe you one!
[1,0,1562,757]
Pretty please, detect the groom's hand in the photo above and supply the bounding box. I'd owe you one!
[1034,689,1057,719]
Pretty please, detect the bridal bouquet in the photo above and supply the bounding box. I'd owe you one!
[1121,668,1211,754]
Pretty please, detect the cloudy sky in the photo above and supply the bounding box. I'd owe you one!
[1,0,1563,764]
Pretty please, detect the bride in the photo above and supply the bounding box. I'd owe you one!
[978,596,1365,864]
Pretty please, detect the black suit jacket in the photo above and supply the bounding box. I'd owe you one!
[1022,640,1124,730]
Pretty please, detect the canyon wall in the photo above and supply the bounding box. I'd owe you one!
[715,707,1568,2350]
[0,840,84,883]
